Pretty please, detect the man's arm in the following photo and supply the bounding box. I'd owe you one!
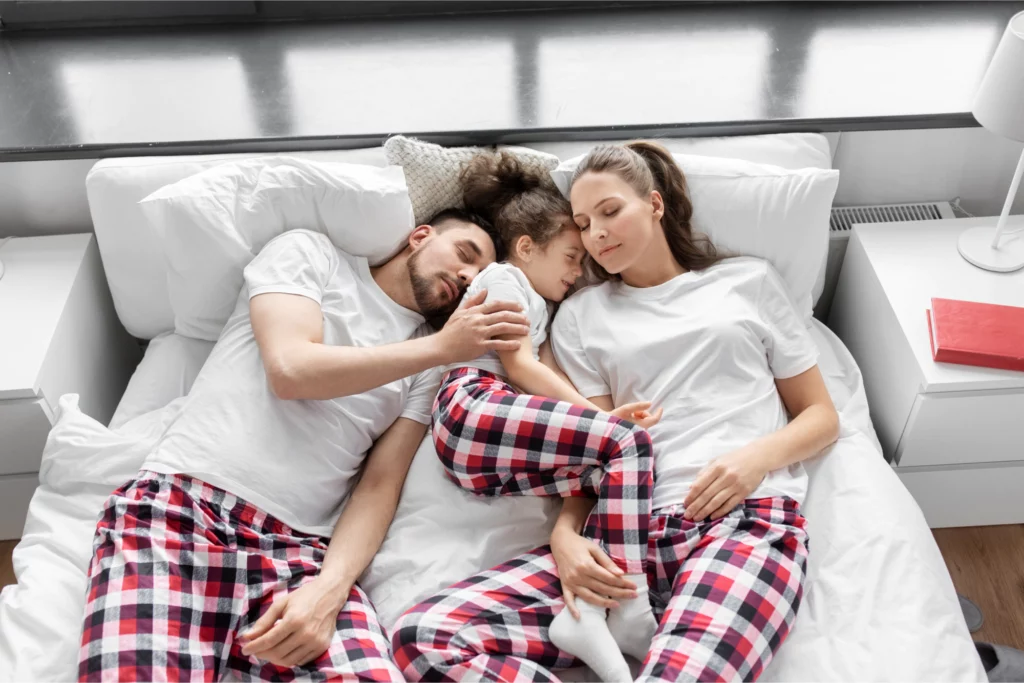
[250,290,529,400]
[238,416,428,667]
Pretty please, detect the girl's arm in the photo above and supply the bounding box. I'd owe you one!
[539,339,574,387]
[498,335,604,412]
[683,364,839,521]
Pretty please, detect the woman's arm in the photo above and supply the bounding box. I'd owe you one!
[683,365,839,521]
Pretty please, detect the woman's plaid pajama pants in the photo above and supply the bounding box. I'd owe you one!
[393,497,808,682]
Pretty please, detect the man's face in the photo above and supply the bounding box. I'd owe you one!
[407,220,498,319]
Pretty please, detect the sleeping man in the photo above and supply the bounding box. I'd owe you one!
[76,210,529,682]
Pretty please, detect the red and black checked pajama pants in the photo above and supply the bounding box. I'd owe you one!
[78,470,402,682]
[432,367,654,575]
[393,497,808,683]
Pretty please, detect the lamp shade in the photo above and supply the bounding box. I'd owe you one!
[973,10,1024,142]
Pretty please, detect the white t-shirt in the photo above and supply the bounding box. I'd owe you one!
[144,230,440,537]
[551,257,819,511]
[443,262,550,378]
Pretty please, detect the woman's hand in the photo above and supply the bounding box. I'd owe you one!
[238,577,349,668]
[609,401,663,430]
[550,525,638,619]
[683,444,770,522]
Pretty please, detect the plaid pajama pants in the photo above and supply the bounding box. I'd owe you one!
[78,470,402,682]
[432,367,654,575]
[393,497,808,683]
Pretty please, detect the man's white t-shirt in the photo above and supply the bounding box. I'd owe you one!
[144,230,440,537]
[551,257,819,511]
[442,262,550,377]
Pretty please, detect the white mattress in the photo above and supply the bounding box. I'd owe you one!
[0,326,986,682]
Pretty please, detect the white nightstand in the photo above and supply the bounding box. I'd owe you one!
[0,234,141,539]
[829,216,1024,529]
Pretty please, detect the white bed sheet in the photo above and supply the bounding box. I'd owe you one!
[0,325,986,682]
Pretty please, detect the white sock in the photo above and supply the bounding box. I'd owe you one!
[607,574,658,662]
[549,600,632,682]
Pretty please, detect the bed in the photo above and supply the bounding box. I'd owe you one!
[0,135,987,682]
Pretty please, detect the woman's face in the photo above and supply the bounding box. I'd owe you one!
[519,226,585,302]
[569,171,662,275]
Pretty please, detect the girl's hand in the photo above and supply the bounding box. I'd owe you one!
[549,526,638,619]
[683,444,769,522]
[609,401,663,430]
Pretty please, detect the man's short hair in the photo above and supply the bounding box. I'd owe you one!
[427,207,506,262]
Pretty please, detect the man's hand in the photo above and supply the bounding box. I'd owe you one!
[550,525,638,619]
[238,577,350,668]
[436,290,531,364]
[683,444,769,522]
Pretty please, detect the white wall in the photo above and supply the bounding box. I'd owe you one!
[0,159,96,237]
[1,127,1022,241]
[832,127,1024,216]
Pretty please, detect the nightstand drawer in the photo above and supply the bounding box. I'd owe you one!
[0,397,54,475]
[896,391,1024,467]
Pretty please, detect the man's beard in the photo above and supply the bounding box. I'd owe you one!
[408,249,460,324]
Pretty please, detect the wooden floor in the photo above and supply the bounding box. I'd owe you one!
[1,527,1022,651]
[934,524,1024,651]
[0,539,17,589]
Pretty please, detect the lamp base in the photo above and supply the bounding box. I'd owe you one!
[957,226,1024,273]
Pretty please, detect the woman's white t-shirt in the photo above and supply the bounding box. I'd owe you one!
[443,262,550,377]
[551,257,818,511]
[144,230,440,537]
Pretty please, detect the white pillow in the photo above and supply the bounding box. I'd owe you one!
[551,152,840,320]
[522,132,833,174]
[108,333,215,429]
[383,135,560,225]
[140,156,414,341]
[362,434,557,629]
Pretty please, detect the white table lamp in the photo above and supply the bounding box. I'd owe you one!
[959,9,1024,273]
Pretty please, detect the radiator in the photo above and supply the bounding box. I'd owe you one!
[815,202,956,322]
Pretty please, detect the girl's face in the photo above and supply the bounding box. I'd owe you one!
[516,226,585,302]
[569,171,664,275]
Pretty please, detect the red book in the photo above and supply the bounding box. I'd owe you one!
[926,297,1024,372]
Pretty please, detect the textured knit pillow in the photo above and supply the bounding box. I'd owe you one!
[384,135,559,225]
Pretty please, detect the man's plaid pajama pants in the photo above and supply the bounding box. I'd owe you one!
[393,497,808,682]
[78,470,402,682]
[432,367,654,575]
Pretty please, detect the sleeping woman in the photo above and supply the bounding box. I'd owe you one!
[394,141,839,683]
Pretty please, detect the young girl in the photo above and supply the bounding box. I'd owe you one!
[430,151,662,681]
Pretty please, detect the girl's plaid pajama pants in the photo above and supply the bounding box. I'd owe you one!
[393,497,808,682]
[432,367,654,576]
[77,470,403,682]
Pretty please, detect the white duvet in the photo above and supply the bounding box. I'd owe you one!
[0,321,985,682]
